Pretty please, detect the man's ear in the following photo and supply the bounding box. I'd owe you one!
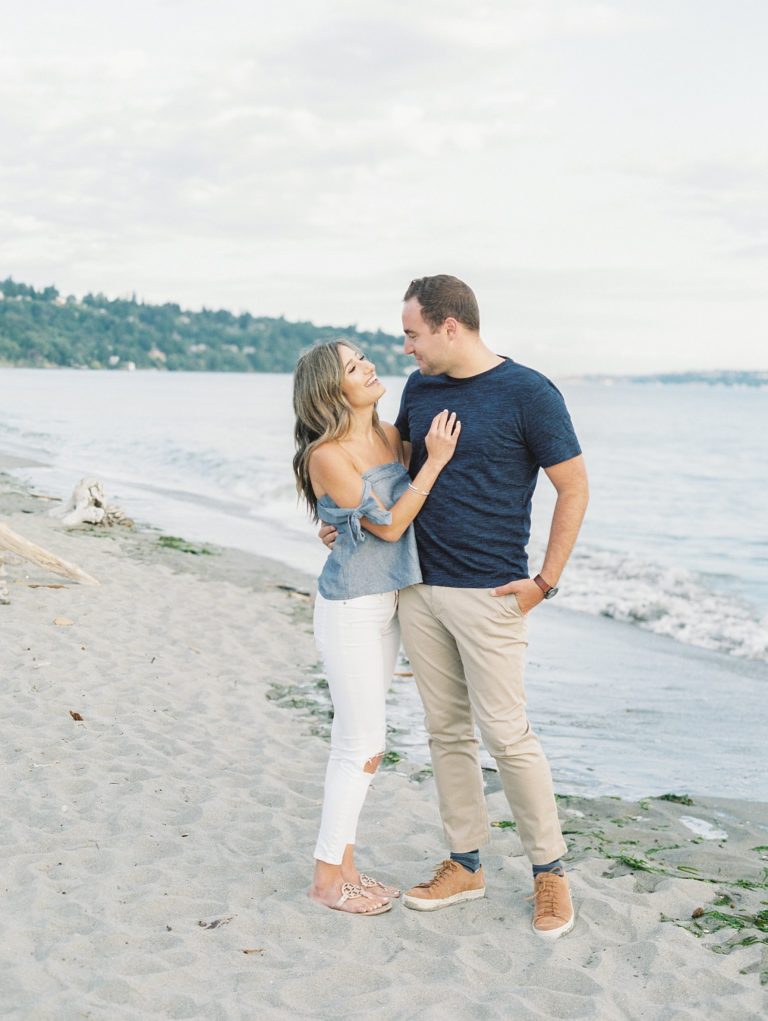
[443,316,459,340]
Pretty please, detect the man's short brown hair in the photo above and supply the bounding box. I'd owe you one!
[403,275,480,333]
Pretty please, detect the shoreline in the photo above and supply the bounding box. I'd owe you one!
[3,377,767,660]
[3,449,768,804]
[2,460,767,1015]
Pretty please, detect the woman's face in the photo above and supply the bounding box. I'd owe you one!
[337,344,385,407]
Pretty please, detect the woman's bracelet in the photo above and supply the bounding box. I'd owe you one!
[408,482,431,497]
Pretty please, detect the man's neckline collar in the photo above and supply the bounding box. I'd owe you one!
[443,355,510,382]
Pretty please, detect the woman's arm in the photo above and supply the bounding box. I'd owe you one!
[310,411,460,543]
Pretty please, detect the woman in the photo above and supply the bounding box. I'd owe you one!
[293,341,460,916]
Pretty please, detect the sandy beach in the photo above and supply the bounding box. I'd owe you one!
[1,458,766,1020]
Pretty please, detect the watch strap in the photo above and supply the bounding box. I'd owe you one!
[533,574,552,595]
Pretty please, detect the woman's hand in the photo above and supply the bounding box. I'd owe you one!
[424,410,461,468]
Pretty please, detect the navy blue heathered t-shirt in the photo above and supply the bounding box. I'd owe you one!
[394,358,581,588]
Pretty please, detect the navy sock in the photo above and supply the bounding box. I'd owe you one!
[532,858,564,877]
[450,850,481,874]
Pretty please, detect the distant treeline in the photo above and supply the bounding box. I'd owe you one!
[631,370,767,387]
[0,277,411,374]
[581,370,768,387]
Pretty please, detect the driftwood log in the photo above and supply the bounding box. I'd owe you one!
[50,477,133,528]
[0,523,99,587]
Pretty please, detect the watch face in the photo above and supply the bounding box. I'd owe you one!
[544,586,559,599]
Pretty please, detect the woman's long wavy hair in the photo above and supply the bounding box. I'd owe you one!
[293,341,387,520]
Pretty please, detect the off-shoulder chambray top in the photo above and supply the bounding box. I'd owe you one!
[316,461,422,600]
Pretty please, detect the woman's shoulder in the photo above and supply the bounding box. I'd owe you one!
[308,440,347,471]
[308,442,362,503]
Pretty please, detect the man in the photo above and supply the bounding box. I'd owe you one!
[324,275,588,939]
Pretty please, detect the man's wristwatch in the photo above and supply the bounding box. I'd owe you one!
[533,574,559,600]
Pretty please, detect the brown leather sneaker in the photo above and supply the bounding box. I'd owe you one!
[403,860,486,912]
[531,869,574,940]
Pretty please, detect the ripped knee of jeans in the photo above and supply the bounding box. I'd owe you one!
[363,751,384,775]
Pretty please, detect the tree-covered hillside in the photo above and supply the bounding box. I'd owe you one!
[0,277,411,374]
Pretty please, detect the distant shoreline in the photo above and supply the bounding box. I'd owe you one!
[2,362,766,386]
[570,370,768,387]
[0,276,411,374]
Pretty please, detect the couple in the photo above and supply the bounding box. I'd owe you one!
[292,275,588,938]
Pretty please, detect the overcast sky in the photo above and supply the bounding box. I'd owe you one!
[1,0,766,374]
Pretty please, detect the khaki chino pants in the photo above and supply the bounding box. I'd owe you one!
[398,584,567,865]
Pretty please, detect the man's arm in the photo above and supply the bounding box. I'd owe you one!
[492,454,589,612]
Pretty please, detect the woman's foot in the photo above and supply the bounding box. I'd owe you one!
[336,846,399,901]
[358,873,401,899]
[341,860,401,898]
[308,880,391,915]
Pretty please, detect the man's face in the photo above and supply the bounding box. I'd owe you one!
[402,298,451,375]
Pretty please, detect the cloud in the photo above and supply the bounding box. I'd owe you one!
[623,158,768,258]
[0,1,765,372]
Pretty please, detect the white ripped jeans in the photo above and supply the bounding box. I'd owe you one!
[313,590,400,865]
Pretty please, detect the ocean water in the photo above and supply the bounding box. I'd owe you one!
[2,367,766,663]
[2,367,766,801]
